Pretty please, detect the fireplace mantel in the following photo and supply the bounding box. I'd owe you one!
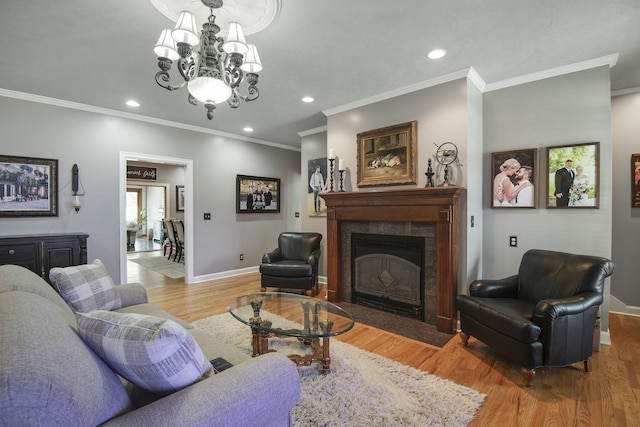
[321,187,466,333]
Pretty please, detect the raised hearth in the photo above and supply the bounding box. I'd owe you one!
[321,187,465,333]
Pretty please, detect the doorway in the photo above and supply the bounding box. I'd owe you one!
[126,186,166,253]
[119,152,193,285]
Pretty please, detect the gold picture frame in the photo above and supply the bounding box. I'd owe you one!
[356,121,417,187]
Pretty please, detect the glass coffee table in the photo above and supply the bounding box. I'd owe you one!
[229,292,354,374]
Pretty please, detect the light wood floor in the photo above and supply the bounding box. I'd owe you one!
[128,253,640,427]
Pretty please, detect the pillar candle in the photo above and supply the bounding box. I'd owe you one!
[328,148,335,159]
[338,159,345,171]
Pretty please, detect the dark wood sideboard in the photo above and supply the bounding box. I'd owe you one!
[0,233,89,283]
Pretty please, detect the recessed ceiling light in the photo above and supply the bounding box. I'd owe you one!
[126,100,140,107]
[427,49,447,59]
[302,96,314,103]
[243,127,254,132]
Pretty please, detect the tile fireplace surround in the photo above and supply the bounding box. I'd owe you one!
[321,187,466,334]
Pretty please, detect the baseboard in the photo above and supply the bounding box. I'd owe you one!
[191,266,259,283]
[609,295,640,317]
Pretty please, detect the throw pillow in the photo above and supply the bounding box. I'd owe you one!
[49,259,122,313]
[76,310,212,394]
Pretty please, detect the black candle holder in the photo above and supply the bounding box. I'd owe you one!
[425,158,435,187]
[338,170,345,192]
[328,158,335,192]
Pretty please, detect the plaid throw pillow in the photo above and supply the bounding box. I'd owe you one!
[76,310,212,394]
[49,260,122,313]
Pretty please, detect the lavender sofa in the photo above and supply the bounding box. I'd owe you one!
[0,264,300,426]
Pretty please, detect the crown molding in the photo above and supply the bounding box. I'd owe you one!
[0,88,300,152]
[483,54,619,93]
[322,68,471,117]
[611,86,640,97]
[466,67,487,92]
[298,125,327,137]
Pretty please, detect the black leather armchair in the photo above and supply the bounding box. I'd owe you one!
[456,249,614,386]
[260,232,322,296]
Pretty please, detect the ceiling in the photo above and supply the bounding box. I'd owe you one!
[1,1,638,149]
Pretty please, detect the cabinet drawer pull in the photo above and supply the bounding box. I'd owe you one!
[8,249,15,255]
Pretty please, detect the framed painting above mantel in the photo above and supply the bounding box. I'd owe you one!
[356,121,417,188]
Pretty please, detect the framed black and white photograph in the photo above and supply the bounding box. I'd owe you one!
[176,185,185,212]
[546,142,599,208]
[236,174,280,213]
[491,148,537,208]
[308,157,327,216]
[0,155,58,217]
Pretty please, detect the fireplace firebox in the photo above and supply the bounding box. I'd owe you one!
[351,233,424,320]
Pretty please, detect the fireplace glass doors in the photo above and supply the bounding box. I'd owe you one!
[351,233,424,320]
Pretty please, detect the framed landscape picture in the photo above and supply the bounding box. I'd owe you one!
[356,121,417,187]
[236,174,280,213]
[546,142,599,209]
[632,153,640,208]
[0,154,58,217]
[491,148,537,208]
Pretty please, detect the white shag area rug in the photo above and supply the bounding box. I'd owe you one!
[193,312,485,427]
[128,256,185,279]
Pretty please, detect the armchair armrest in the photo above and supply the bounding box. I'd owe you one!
[115,283,148,307]
[262,247,283,264]
[469,275,518,298]
[306,248,321,265]
[101,353,300,427]
[532,292,603,324]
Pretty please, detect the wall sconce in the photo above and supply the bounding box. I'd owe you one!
[71,164,85,213]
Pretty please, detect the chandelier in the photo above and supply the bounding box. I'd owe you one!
[153,0,262,120]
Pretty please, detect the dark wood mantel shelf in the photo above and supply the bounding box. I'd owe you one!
[321,187,466,333]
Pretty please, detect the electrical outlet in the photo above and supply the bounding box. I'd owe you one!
[204,213,211,220]
[239,254,244,261]
[470,215,475,227]
[295,212,300,218]
[509,236,518,247]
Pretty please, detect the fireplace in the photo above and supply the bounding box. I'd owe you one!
[321,187,465,334]
[351,233,425,320]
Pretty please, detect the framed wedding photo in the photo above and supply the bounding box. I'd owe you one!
[236,174,280,213]
[546,142,599,209]
[491,148,537,208]
[0,154,58,217]
[632,153,640,208]
[356,121,417,188]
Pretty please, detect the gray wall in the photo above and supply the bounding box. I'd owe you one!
[611,91,640,310]
[300,130,328,278]
[325,78,471,293]
[482,66,613,331]
[0,97,300,282]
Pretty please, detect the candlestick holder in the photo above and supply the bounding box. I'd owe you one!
[338,170,345,192]
[328,158,335,192]
[425,158,435,187]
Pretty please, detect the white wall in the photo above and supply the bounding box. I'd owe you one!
[482,66,613,331]
[0,97,301,282]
